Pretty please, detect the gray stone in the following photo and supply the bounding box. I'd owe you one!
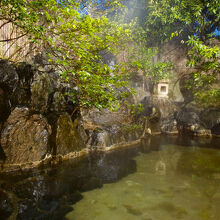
[0,59,18,93]
[177,110,200,125]
[50,91,66,112]
[0,87,10,122]
[200,110,220,129]
[161,117,178,135]
[0,190,13,219]
[31,72,54,113]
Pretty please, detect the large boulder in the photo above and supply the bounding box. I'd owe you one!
[1,108,51,164]
[56,113,86,155]
[81,108,128,127]
[0,60,19,123]
[200,110,220,135]
[176,107,213,136]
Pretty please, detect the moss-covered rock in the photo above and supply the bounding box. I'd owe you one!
[0,59,18,93]
[50,91,66,112]
[56,113,86,155]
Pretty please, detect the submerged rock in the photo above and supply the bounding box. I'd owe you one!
[1,107,51,164]
[0,190,13,219]
[123,204,143,216]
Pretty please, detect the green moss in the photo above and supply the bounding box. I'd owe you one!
[56,113,85,155]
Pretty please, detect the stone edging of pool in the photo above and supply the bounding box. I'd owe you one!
[1,132,220,174]
[0,139,141,174]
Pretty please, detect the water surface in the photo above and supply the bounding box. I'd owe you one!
[0,136,220,220]
[66,141,220,220]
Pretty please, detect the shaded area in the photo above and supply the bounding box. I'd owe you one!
[0,148,139,219]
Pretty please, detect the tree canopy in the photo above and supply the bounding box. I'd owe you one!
[0,0,219,109]
[0,0,133,110]
[144,0,220,107]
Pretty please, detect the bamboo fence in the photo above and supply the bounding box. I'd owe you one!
[0,20,37,61]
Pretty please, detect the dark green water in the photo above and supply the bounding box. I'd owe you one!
[0,136,220,220]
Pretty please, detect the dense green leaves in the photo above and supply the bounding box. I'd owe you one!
[126,43,173,82]
[145,0,220,41]
[1,0,219,109]
[186,37,220,107]
[144,0,220,107]
[0,0,132,110]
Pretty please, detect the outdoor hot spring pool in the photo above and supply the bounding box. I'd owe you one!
[0,136,220,220]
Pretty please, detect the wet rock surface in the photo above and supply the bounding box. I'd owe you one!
[0,190,13,219]
[31,71,54,113]
[83,108,142,148]
[0,59,18,94]
[175,104,220,136]
[0,88,10,123]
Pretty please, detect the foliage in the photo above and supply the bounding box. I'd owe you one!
[127,103,144,116]
[145,0,220,42]
[2,0,219,109]
[113,6,173,84]
[0,0,133,110]
[79,0,124,17]
[144,0,220,107]
[186,37,220,107]
[127,42,173,83]
[122,123,143,132]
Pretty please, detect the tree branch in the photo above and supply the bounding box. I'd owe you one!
[0,33,27,42]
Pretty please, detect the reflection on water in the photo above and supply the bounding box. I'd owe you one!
[66,139,220,220]
[0,136,220,220]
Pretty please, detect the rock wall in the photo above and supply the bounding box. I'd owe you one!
[0,58,87,168]
[132,40,220,137]
[0,57,144,171]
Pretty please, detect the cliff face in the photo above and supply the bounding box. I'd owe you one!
[0,57,143,171]
[0,58,87,168]
[131,41,220,137]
